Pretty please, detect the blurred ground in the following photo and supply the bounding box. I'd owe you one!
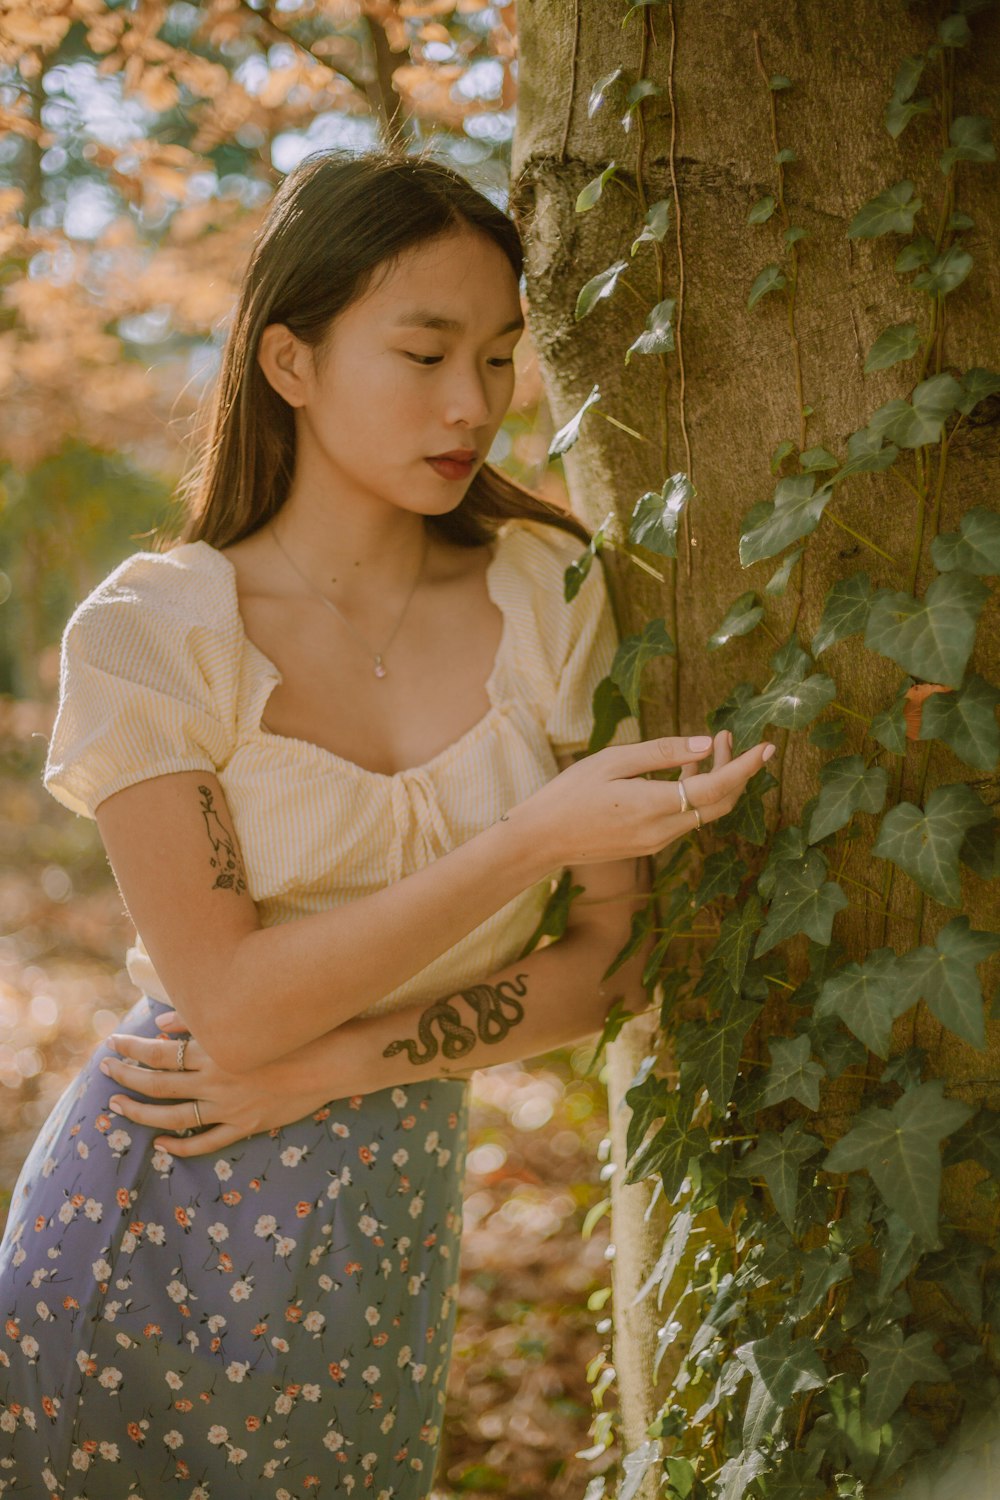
[0,699,615,1498]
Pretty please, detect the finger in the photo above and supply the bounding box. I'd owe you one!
[154,1011,187,1033]
[101,1056,191,1099]
[108,1034,201,1070]
[153,1124,245,1158]
[678,741,775,811]
[712,728,732,769]
[109,1096,202,1131]
[611,735,715,780]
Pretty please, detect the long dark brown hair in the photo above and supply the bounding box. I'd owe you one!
[175,148,588,550]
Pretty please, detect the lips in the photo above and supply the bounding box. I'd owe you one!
[429,450,477,461]
[426,454,476,480]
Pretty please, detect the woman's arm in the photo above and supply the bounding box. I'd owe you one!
[94,730,768,1072]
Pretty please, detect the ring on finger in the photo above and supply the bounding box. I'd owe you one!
[676,780,690,816]
[176,1038,188,1071]
[692,806,703,831]
[192,1100,203,1130]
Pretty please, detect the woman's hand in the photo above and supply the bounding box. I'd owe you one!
[518,728,775,867]
[99,1017,326,1158]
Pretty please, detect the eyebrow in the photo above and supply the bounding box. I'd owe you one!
[392,309,525,336]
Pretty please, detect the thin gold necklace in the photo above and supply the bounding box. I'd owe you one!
[269,523,429,679]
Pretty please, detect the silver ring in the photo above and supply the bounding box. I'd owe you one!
[676,779,690,815]
[192,1100,203,1130]
[176,1038,188,1071]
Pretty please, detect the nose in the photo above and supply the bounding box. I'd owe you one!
[442,359,494,430]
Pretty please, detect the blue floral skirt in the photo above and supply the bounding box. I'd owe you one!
[0,994,470,1499]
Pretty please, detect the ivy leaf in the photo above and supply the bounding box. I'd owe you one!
[916,1235,990,1325]
[610,618,676,713]
[931,506,1000,575]
[918,673,1000,770]
[761,1034,825,1111]
[956,368,1000,417]
[811,572,874,656]
[715,766,778,847]
[863,323,921,373]
[815,949,909,1058]
[961,816,1000,880]
[942,1104,1000,1177]
[716,893,764,992]
[865,570,988,687]
[731,672,836,752]
[869,373,964,448]
[895,916,1000,1048]
[895,233,936,273]
[627,1093,710,1200]
[848,180,922,238]
[587,674,635,753]
[870,679,910,755]
[796,1247,851,1318]
[912,245,974,296]
[576,260,630,321]
[563,518,607,602]
[624,1071,671,1161]
[618,1440,662,1500]
[755,851,849,956]
[576,162,617,213]
[748,194,776,224]
[739,474,834,565]
[765,547,803,597]
[940,114,995,173]
[707,591,765,650]
[757,825,807,901]
[748,263,787,311]
[857,1327,949,1428]
[625,298,676,362]
[684,996,761,1113]
[890,53,926,105]
[631,198,671,254]
[694,848,746,908]
[873,783,993,905]
[824,1080,973,1242]
[810,718,847,750]
[734,1324,827,1447]
[628,472,693,557]
[518,869,585,958]
[587,68,625,118]
[808,756,889,843]
[938,11,972,46]
[603,904,654,981]
[876,1211,918,1301]
[885,95,933,139]
[549,384,601,456]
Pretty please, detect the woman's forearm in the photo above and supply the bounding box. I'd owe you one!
[271,917,652,1108]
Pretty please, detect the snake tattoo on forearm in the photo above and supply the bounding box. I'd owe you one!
[382,974,530,1066]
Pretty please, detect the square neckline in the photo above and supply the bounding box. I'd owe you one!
[188,531,514,784]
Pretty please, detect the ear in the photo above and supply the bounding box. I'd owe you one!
[257,323,314,408]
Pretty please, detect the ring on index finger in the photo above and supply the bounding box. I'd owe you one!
[176,1038,189,1071]
[676,780,690,816]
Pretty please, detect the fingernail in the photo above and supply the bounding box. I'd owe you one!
[763,743,777,761]
[109,1100,123,1115]
[687,736,713,752]
[100,1060,111,1076]
[154,1141,172,1154]
[727,731,733,749]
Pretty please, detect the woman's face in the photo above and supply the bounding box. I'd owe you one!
[266,224,524,521]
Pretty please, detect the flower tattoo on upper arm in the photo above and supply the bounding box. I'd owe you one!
[198,785,247,895]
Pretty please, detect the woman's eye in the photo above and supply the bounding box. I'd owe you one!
[403,354,514,368]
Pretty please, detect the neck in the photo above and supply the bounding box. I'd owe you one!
[269,492,429,608]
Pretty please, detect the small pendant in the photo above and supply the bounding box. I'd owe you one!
[373,657,387,679]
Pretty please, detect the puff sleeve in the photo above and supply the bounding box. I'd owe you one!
[43,546,241,820]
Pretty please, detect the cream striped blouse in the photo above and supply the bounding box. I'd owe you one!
[44,518,638,1019]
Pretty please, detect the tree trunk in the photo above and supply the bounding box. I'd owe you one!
[513,0,999,1484]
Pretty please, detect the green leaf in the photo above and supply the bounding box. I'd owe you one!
[848,180,922,239]
[797,1247,851,1317]
[895,916,1000,1048]
[961,816,1000,880]
[885,96,933,140]
[915,1235,989,1324]
[707,591,765,650]
[873,782,993,905]
[955,368,1000,416]
[624,79,664,115]
[748,263,787,311]
[757,825,808,900]
[858,1327,949,1428]
[748,194,776,224]
[628,472,692,558]
[775,146,796,164]
[824,1079,973,1242]
[603,904,654,981]
[770,74,792,91]
[619,1440,662,1500]
[576,162,617,213]
[549,384,601,456]
[940,113,995,172]
[631,198,671,254]
[869,372,964,448]
[811,572,874,655]
[816,949,909,1058]
[755,850,848,956]
[761,1034,825,1111]
[715,767,778,847]
[517,869,585,958]
[739,475,834,565]
[864,323,921,373]
[865,570,988,687]
[587,68,625,118]
[919,673,1000,770]
[610,617,676,713]
[734,1323,827,1447]
[942,1104,1000,1177]
[949,210,975,231]
[625,298,676,362]
[684,996,761,1113]
[800,446,837,472]
[770,438,797,473]
[895,233,936,272]
[808,755,889,843]
[627,1094,710,1200]
[588,674,635,754]
[731,671,837,753]
[871,679,910,755]
[694,848,747,908]
[765,548,803,596]
[810,718,847,750]
[717,893,764,992]
[876,1210,918,1300]
[913,244,974,296]
[931,506,1000,575]
[785,225,808,247]
[576,259,629,320]
[624,1071,670,1160]
[563,521,606,602]
[939,11,972,45]
[890,53,926,105]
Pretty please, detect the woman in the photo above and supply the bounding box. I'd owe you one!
[0,149,774,1498]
